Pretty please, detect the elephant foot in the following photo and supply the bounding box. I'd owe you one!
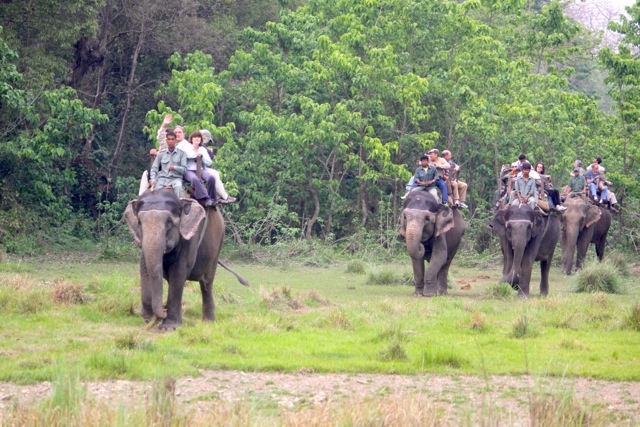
[159,318,182,330]
[413,289,424,297]
[422,291,437,297]
[517,291,529,299]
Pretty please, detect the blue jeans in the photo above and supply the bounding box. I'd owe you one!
[436,177,449,203]
[588,183,607,202]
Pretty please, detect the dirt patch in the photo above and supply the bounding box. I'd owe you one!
[1,371,638,424]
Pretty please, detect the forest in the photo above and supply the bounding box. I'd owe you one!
[0,0,639,256]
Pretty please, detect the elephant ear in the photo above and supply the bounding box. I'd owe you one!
[490,209,507,238]
[585,205,601,228]
[531,211,545,239]
[434,205,454,237]
[179,199,206,240]
[123,200,142,247]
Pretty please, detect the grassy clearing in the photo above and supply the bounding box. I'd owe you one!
[0,254,638,386]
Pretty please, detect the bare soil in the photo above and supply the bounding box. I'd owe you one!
[1,370,638,424]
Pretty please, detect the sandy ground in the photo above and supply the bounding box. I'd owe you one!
[1,370,638,424]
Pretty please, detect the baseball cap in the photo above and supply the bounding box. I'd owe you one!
[573,167,581,172]
[427,149,439,154]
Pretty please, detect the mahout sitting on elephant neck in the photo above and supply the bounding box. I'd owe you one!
[400,191,465,297]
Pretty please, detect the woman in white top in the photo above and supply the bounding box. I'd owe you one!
[200,129,236,204]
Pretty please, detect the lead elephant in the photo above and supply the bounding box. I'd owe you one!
[560,196,611,274]
[490,204,560,298]
[124,189,246,330]
[400,191,466,297]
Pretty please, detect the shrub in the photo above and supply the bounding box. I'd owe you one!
[470,312,486,331]
[575,262,625,294]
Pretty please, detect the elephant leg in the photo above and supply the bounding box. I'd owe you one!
[161,269,187,330]
[411,257,425,296]
[424,237,448,297]
[595,236,606,262]
[517,251,536,298]
[139,256,154,322]
[436,259,452,295]
[539,258,551,297]
[575,233,590,270]
[199,263,218,321]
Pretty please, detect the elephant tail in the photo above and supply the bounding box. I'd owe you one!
[218,260,250,286]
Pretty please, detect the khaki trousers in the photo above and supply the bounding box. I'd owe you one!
[451,180,468,202]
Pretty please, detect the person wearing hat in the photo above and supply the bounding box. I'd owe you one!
[199,129,237,205]
[441,150,468,208]
[512,162,537,209]
[585,162,608,204]
[427,149,450,205]
[568,167,587,197]
[591,157,619,213]
[412,154,439,200]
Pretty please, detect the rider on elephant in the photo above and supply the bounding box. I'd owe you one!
[511,162,537,210]
[568,168,587,197]
[427,149,450,205]
[149,131,187,197]
[584,162,607,204]
[412,155,439,201]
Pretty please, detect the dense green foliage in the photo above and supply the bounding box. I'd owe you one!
[0,0,639,252]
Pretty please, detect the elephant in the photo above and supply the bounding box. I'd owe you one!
[399,191,466,297]
[490,204,560,298]
[560,196,611,274]
[124,188,247,330]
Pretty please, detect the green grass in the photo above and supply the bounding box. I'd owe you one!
[0,255,639,384]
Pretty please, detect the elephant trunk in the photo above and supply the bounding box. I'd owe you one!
[562,226,580,275]
[503,223,529,287]
[405,216,427,260]
[141,232,168,320]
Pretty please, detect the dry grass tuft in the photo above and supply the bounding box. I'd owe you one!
[470,312,486,331]
[529,392,601,426]
[284,395,443,426]
[53,280,91,304]
[260,286,329,311]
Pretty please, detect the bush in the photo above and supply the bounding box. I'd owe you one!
[575,262,625,294]
[366,269,411,286]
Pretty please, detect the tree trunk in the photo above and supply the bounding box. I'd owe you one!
[108,22,146,176]
[305,187,320,239]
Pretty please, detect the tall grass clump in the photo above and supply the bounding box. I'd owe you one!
[0,273,52,313]
[511,313,538,338]
[379,341,408,361]
[344,260,366,274]
[574,262,625,294]
[623,303,640,332]
[529,392,600,426]
[483,282,515,300]
[366,269,410,286]
[47,369,87,415]
[607,252,630,277]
